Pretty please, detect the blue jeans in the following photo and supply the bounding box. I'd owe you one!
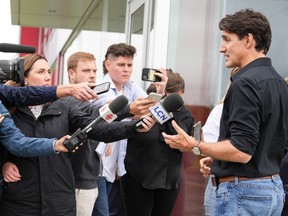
[214,175,285,216]
[204,176,216,216]
[92,176,109,216]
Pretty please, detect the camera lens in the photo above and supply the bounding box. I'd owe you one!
[0,58,24,84]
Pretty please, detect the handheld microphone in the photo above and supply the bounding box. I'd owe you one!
[134,93,184,128]
[64,95,129,152]
[0,43,36,53]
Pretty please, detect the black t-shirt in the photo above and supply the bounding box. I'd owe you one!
[212,57,288,178]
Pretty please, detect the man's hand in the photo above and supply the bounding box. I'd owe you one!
[56,82,98,101]
[162,120,197,152]
[200,157,213,177]
[0,113,6,123]
[136,115,156,132]
[129,97,156,117]
[2,162,21,182]
[54,135,72,152]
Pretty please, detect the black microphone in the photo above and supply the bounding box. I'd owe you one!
[64,95,129,152]
[0,43,36,53]
[134,93,184,128]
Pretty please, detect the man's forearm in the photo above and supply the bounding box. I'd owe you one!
[116,105,134,121]
[0,85,57,107]
[56,84,73,98]
[56,83,97,102]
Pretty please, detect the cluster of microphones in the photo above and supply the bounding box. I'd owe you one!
[0,43,184,152]
[0,43,185,152]
[63,93,184,152]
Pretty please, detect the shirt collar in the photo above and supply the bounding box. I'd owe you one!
[231,57,271,82]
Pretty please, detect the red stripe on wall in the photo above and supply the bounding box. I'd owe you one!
[19,27,39,56]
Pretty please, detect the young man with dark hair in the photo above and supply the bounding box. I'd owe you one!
[93,43,167,216]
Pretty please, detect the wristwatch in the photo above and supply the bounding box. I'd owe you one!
[192,141,202,155]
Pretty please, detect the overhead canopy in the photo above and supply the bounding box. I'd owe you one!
[10,0,126,33]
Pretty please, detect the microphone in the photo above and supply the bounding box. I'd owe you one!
[134,93,184,128]
[64,95,129,152]
[0,43,36,53]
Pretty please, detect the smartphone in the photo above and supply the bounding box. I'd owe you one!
[0,112,9,122]
[142,68,162,82]
[193,121,202,141]
[146,92,162,102]
[1,112,9,118]
[92,82,111,95]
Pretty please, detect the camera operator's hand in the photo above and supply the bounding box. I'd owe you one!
[154,68,168,96]
[56,82,98,102]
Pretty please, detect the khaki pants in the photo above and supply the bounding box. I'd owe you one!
[75,188,98,216]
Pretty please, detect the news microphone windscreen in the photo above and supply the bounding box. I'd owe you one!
[162,93,184,112]
[108,95,129,114]
[0,43,36,53]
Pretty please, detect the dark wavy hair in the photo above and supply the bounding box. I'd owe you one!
[219,8,272,54]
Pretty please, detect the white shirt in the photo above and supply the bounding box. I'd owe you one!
[94,74,147,182]
[202,103,223,142]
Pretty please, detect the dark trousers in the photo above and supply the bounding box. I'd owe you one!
[108,179,126,216]
[280,153,288,216]
[120,173,180,216]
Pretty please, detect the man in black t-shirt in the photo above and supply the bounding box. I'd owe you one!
[162,9,288,216]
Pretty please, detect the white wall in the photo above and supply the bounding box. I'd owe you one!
[167,0,223,106]
[0,0,20,60]
[62,31,125,84]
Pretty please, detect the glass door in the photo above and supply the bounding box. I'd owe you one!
[125,0,152,88]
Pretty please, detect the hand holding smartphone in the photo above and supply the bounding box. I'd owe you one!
[142,68,162,82]
[0,112,9,123]
[193,121,202,141]
[92,82,110,95]
[146,92,162,102]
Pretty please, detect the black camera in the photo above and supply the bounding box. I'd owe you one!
[0,43,36,84]
[0,58,25,84]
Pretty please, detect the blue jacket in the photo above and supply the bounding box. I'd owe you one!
[0,85,57,108]
[0,101,56,157]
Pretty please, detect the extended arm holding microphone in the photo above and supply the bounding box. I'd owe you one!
[134,93,184,129]
[63,95,129,152]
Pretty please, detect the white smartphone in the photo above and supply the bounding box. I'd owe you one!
[92,82,110,95]
[146,92,162,102]
[193,121,202,141]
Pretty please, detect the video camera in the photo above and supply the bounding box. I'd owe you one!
[0,43,36,84]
